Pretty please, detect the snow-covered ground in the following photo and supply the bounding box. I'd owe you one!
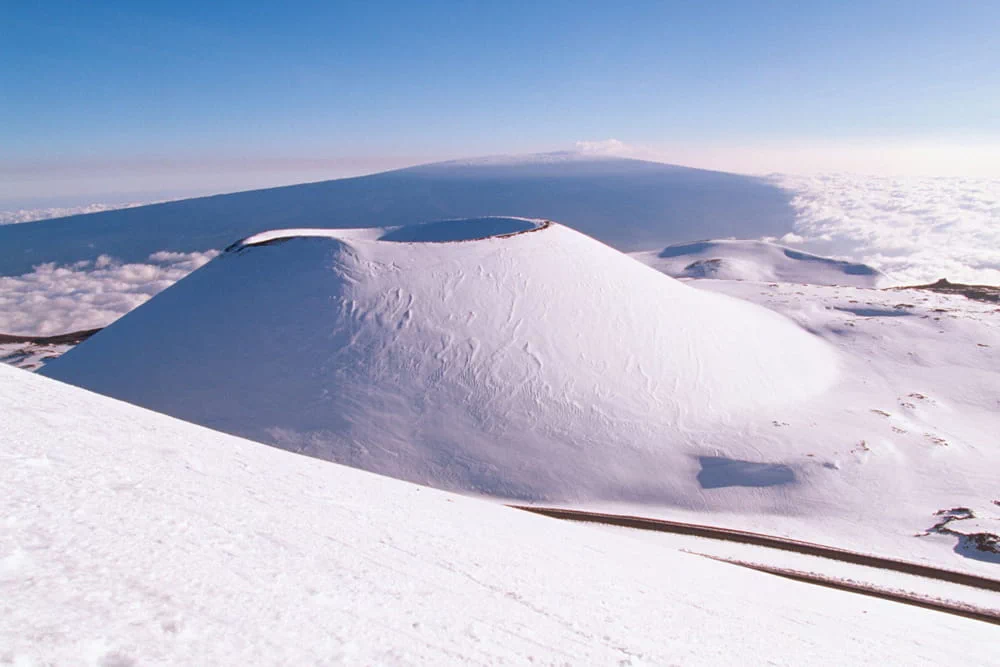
[590,522,1000,615]
[0,341,76,372]
[40,217,1000,576]
[4,362,998,664]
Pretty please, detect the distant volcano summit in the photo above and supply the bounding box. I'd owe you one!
[0,153,797,277]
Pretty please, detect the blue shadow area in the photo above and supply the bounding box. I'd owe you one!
[835,307,912,318]
[697,456,796,489]
[657,241,715,258]
[781,248,879,275]
[379,218,536,243]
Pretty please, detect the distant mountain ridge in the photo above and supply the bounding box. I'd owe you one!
[0,153,796,276]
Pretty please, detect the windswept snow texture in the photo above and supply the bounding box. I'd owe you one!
[632,239,888,287]
[0,154,796,277]
[7,364,999,664]
[43,220,838,504]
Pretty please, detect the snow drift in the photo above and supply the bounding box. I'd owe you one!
[632,239,889,287]
[42,218,838,502]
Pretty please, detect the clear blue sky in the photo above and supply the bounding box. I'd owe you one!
[3,1,998,205]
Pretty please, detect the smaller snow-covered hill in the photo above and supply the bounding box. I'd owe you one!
[632,239,889,287]
[3,363,998,664]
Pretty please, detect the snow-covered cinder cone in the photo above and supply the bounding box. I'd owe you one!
[42,218,838,502]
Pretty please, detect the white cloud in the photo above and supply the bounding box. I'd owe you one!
[0,202,154,225]
[775,173,1000,285]
[0,250,219,336]
[573,139,670,162]
[574,139,632,155]
[778,232,805,244]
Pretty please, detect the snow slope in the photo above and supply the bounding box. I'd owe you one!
[0,153,796,277]
[4,362,998,664]
[632,239,890,287]
[43,218,838,503]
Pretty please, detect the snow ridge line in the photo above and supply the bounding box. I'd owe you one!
[691,553,1000,626]
[224,219,554,254]
[510,506,1000,592]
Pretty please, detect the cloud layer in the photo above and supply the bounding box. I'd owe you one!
[775,174,1000,285]
[0,202,153,225]
[0,251,218,336]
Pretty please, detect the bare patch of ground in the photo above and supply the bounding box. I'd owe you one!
[921,507,1000,564]
[893,278,1000,304]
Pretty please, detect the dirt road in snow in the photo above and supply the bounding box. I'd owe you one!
[513,505,1000,625]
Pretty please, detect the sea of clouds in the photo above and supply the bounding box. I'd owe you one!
[0,251,218,336]
[0,202,151,225]
[1,173,998,337]
[774,174,1000,285]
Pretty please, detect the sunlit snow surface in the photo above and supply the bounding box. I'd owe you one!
[3,363,998,665]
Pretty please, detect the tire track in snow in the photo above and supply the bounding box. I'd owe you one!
[692,553,1000,626]
[511,506,1000,592]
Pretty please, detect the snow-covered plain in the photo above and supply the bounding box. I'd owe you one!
[41,217,1000,575]
[4,362,999,664]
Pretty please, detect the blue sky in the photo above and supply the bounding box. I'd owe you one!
[3,1,998,205]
